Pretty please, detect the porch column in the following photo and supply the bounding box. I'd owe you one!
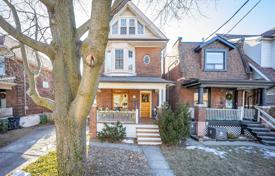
[158,88,162,107]
[194,104,207,139]
[198,86,204,105]
[259,88,267,106]
[163,87,166,103]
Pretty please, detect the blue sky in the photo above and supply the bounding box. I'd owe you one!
[135,0,275,43]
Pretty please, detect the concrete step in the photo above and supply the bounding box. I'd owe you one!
[137,137,161,141]
[136,128,159,133]
[136,125,159,129]
[137,133,160,137]
[255,132,275,137]
[245,123,265,128]
[137,140,162,145]
[257,135,275,141]
[262,140,275,146]
[248,127,270,132]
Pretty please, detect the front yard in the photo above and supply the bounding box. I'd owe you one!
[162,145,275,176]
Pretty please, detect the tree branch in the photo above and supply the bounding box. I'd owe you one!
[76,19,90,40]
[0,16,55,58]
[70,0,112,123]
[39,0,55,9]
[3,0,55,111]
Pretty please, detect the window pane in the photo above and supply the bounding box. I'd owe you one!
[205,64,214,70]
[120,19,126,27]
[129,27,135,35]
[215,64,224,70]
[194,89,208,106]
[128,50,133,58]
[115,49,124,69]
[120,27,127,35]
[112,21,118,34]
[113,93,128,110]
[206,52,224,64]
[137,21,144,34]
[129,19,135,26]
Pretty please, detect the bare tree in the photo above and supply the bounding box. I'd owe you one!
[0,0,200,175]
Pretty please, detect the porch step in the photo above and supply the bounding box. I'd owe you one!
[262,140,275,146]
[243,121,275,146]
[136,126,162,145]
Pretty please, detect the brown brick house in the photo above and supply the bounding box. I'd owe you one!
[89,1,172,145]
[165,36,274,110]
[164,36,275,140]
[0,35,53,118]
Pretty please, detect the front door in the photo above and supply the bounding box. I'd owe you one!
[140,91,151,118]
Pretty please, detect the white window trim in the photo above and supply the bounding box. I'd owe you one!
[111,17,145,36]
[104,44,136,76]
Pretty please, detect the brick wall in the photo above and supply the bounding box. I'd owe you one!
[179,41,249,80]
[5,58,53,116]
[135,47,161,77]
[96,89,158,110]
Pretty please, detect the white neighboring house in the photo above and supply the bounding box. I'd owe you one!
[219,28,275,105]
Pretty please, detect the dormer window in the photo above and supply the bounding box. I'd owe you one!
[205,49,226,71]
[137,21,144,35]
[120,19,127,35]
[112,21,118,34]
[112,18,144,35]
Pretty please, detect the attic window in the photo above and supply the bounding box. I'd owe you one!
[112,21,118,34]
[205,50,226,71]
[137,21,144,35]
[120,19,127,35]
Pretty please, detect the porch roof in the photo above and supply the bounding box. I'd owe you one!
[100,76,173,84]
[182,79,275,89]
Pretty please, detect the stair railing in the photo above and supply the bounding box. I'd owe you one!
[255,106,275,130]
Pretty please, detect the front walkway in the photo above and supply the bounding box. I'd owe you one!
[142,146,174,176]
[0,125,55,175]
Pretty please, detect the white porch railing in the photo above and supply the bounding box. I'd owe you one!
[97,109,139,124]
[255,107,275,129]
[244,108,256,120]
[206,108,241,121]
[0,107,13,117]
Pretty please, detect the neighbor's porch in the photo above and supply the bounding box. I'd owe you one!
[182,79,275,138]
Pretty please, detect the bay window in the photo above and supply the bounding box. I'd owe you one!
[205,50,226,71]
[115,49,124,70]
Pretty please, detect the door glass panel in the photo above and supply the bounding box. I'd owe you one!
[142,94,149,103]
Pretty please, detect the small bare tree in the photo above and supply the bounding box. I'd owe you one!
[0,0,200,175]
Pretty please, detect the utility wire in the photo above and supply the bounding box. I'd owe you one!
[204,0,250,41]
[227,0,262,34]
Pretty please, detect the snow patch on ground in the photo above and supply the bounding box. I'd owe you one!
[261,149,275,159]
[186,146,226,158]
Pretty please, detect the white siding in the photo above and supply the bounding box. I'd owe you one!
[243,39,261,65]
[261,40,273,67]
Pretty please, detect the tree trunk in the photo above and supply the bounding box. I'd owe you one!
[55,116,87,176]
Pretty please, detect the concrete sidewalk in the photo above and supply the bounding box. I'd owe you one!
[0,125,56,176]
[142,146,174,176]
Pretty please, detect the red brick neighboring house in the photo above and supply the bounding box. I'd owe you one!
[0,35,53,118]
[164,36,275,138]
[89,1,172,144]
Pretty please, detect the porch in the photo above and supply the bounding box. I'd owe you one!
[89,76,173,139]
[184,79,275,142]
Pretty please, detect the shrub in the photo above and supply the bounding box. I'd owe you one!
[23,152,57,176]
[97,121,126,142]
[40,114,48,124]
[157,103,191,145]
[227,133,237,140]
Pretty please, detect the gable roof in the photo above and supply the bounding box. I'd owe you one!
[111,1,167,40]
[194,36,236,52]
[261,28,275,38]
[217,34,260,40]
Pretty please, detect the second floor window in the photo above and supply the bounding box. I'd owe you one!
[112,18,144,35]
[205,50,226,71]
[120,19,127,35]
[115,49,124,69]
